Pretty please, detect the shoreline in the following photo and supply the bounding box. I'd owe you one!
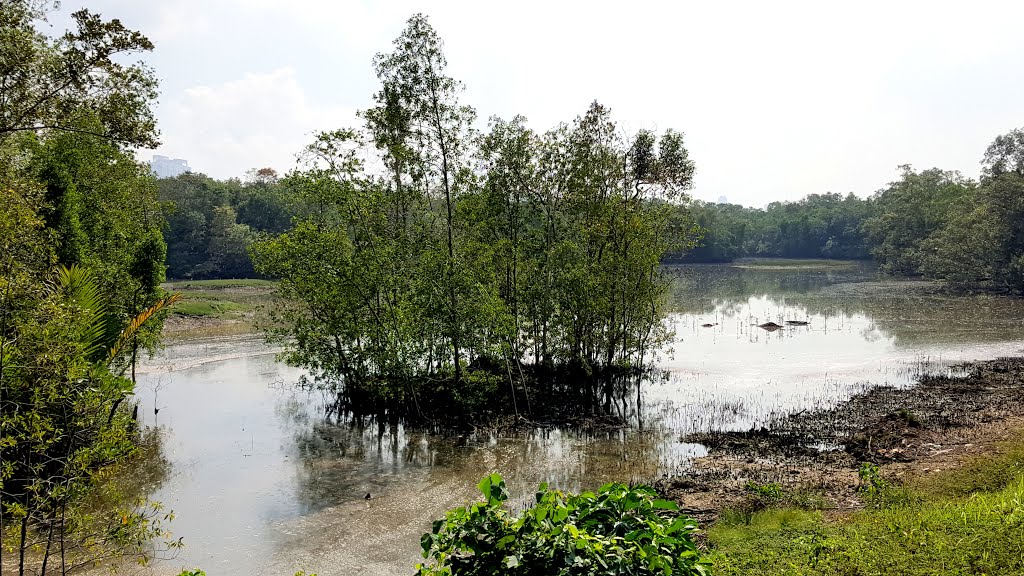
[658,356,1024,523]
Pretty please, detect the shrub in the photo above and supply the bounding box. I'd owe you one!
[416,473,711,575]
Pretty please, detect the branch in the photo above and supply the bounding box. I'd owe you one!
[0,124,139,145]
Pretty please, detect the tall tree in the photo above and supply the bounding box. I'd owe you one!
[0,1,158,147]
[368,13,476,382]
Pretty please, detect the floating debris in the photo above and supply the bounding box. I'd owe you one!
[757,322,783,331]
[785,320,810,326]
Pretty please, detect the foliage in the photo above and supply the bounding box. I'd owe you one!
[1,3,175,572]
[708,436,1024,575]
[671,193,870,263]
[157,170,292,280]
[1,263,178,573]
[0,0,159,147]
[251,14,699,420]
[682,127,1024,297]
[863,166,969,275]
[416,473,710,575]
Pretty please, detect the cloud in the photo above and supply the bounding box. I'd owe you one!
[154,68,357,179]
[115,0,1024,204]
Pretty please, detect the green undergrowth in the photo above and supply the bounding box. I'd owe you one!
[709,433,1024,575]
[416,473,711,575]
[163,278,277,319]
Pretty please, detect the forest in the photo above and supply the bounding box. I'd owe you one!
[5,2,1024,574]
[162,140,1024,295]
[675,149,1024,294]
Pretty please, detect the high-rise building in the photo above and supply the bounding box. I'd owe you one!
[150,155,191,178]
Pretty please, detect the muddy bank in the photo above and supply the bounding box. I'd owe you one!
[658,357,1024,523]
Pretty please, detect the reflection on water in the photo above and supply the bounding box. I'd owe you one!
[135,264,1024,575]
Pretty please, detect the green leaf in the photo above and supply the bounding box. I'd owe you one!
[651,499,679,511]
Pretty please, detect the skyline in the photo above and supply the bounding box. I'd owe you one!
[51,0,1024,206]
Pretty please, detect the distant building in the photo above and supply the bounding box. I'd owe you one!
[717,195,729,204]
[150,155,191,178]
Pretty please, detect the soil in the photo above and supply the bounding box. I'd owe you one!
[161,314,257,339]
[657,357,1024,524]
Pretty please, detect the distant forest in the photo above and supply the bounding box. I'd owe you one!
[160,128,1024,293]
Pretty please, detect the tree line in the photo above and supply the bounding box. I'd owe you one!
[157,168,291,279]
[670,129,1024,294]
[1,2,177,572]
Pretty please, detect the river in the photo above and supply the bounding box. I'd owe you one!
[133,262,1024,575]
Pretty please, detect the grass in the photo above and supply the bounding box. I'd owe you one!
[171,299,245,317]
[162,278,277,320]
[708,432,1024,575]
[164,278,276,289]
[730,258,861,270]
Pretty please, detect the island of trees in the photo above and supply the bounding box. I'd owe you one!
[5,2,1024,574]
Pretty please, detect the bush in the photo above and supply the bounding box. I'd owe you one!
[416,473,711,575]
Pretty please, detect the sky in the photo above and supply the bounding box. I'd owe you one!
[48,0,1024,206]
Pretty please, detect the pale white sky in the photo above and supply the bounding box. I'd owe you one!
[51,1,1024,206]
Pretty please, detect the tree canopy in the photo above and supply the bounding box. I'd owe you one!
[250,14,699,422]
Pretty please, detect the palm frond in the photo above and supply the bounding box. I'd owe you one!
[53,264,111,362]
[106,293,182,364]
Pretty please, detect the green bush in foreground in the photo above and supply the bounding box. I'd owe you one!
[416,474,710,575]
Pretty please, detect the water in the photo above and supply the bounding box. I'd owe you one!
[134,263,1024,575]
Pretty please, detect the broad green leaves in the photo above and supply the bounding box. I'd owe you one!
[417,474,711,575]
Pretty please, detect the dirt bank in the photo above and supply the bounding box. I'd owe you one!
[658,357,1024,523]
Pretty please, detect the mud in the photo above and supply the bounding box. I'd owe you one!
[660,357,1024,523]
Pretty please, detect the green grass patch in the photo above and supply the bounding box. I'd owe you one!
[164,278,276,289]
[916,430,1024,499]
[731,258,860,270]
[708,434,1024,575]
[171,299,245,317]
[163,278,277,319]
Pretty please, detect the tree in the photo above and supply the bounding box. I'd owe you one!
[1,5,175,571]
[253,15,700,423]
[982,127,1024,178]
[862,166,970,275]
[920,128,1024,292]
[369,13,476,383]
[0,1,159,148]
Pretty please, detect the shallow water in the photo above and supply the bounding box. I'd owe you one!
[135,263,1024,575]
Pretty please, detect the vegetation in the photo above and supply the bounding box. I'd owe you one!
[708,433,1024,575]
[1,1,176,572]
[673,193,870,263]
[164,279,275,321]
[250,14,699,422]
[680,130,1024,295]
[158,168,294,280]
[416,473,710,575]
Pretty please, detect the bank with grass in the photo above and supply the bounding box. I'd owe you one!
[708,431,1024,575]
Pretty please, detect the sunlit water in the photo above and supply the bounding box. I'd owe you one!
[134,263,1024,575]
